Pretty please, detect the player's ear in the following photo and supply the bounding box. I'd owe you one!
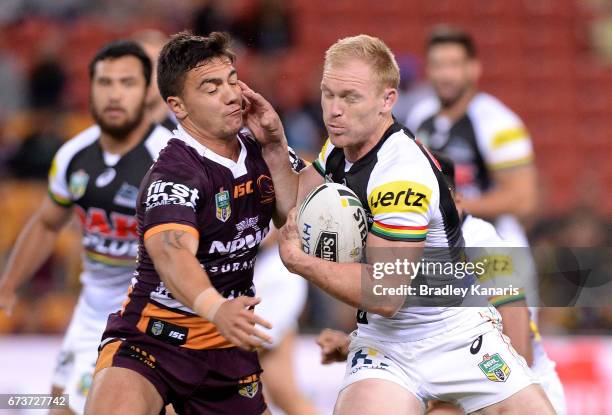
[381,87,397,114]
[167,96,188,120]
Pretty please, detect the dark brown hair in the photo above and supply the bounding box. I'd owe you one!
[427,26,477,58]
[157,31,235,100]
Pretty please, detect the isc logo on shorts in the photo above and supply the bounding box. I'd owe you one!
[146,318,188,346]
[368,181,431,215]
[145,180,199,211]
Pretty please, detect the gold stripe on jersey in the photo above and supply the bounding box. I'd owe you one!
[491,127,529,149]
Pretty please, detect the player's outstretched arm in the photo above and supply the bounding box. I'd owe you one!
[279,209,423,317]
[239,80,298,226]
[145,229,272,351]
[0,196,72,315]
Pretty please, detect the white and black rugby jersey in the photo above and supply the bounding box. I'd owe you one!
[406,92,535,246]
[313,121,469,341]
[48,124,173,287]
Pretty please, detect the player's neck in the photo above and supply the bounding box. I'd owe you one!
[181,121,240,162]
[99,120,150,156]
[344,116,394,163]
[439,88,476,121]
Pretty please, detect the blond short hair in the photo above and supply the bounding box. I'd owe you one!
[324,34,400,90]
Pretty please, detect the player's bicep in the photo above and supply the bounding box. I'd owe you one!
[365,233,424,316]
[297,164,325,206]
[144,225,199,260]
[39,196,74,232]
[492,164,537,194]
[366,232,425,269]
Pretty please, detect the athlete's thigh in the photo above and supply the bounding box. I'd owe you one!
[334,379,423,415]
[85,367,163,415]
[473,383,555,415]
[426,400,464,415]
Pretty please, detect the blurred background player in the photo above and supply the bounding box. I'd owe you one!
[428,154,566,415]
[0,40,172,414]
[406,26,537,247]
[131,29,177,131]
[254,228,318,415]
[253,147,318,415]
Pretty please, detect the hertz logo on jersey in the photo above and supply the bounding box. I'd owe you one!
[368,181,432,215]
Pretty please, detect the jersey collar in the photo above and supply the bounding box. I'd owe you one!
[174,124,248,178]
[347,119,414,173]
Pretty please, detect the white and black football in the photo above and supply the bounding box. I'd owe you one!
[297,183,367,263]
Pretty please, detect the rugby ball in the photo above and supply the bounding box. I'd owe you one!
[297,183,367,263]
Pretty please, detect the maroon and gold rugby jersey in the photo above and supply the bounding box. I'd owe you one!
[119,125,276,349]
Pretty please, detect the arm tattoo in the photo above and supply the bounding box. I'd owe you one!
[163,230,186,250]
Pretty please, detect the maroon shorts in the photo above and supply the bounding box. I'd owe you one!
[95,313,267,415]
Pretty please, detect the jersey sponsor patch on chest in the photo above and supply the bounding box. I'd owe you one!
[368,181,432,215]
[208,225,270,255]
[145,180,199,211]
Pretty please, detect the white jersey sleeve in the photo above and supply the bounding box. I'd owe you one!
[468,93,534,171]
[48,125,100,206]
[367,134,439,242]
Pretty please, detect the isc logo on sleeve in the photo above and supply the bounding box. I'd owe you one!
[368,181,431,215]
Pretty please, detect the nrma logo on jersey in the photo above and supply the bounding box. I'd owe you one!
[208,226,270,254]
[145,180,199,211]
[368,181,432,215]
